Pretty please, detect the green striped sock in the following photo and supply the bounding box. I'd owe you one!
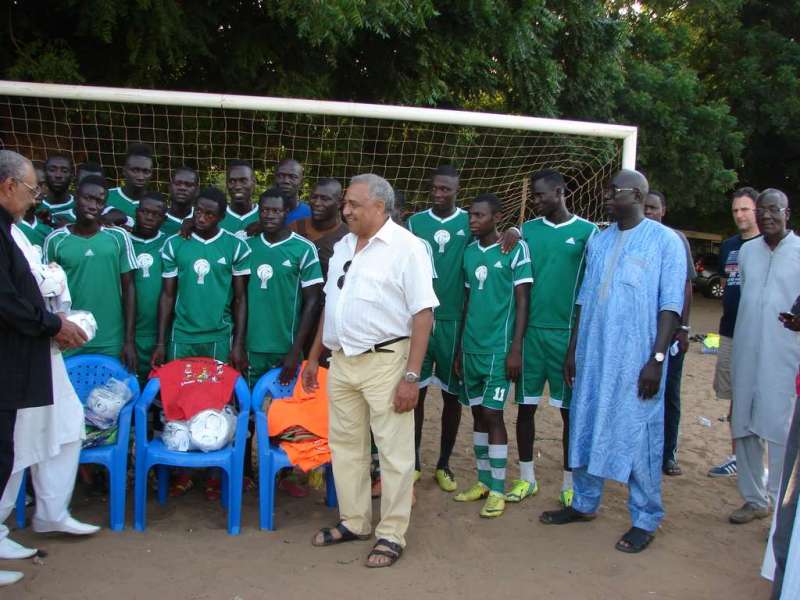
[474,431,491,488]
[488,444,508,494]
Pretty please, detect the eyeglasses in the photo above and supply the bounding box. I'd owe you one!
[755,206,787,217]
[604,186,639,200]
[16,178,42,200]
[337,260,352,289]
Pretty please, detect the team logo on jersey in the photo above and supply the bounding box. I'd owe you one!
[475,265,488,290]
[257,264,274,289]
[282,259,291,267]
[234,230,248,241]
[493,261,503,269]
[217,257,227,265]
[84,249,94,257]
[193,259,211,284]
[138,253,154,278]
[456,229,466,237]
[434,229,451,253]
[565,237,576,245]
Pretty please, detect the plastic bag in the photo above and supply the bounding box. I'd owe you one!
[67,310,98,342]
[188,406,237,452]
[163,420,193,452]
[85,378,132,430]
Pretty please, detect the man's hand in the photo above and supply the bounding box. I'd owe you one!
[779,312,800,332]
[453,352,463,379]
[302,360,320,393]
[499,227,521,254]
[150,344,166,369]
[245,221,263,238]
[279,351,301,385]
[637,358,663,399]
[229,344,248,374]
[121,340,138,373]
[506,346,522,381]
[393,379,418,413]
[179,218,194,239]
[54,315,88,350]
[674,329,689,353]
[35,207,52,227]
[563,347,576,389]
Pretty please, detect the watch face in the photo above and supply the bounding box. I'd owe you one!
[654,353,665,363]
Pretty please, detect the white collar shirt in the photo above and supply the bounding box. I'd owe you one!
[323,217,439,356]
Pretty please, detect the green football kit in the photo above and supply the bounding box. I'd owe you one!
[220,206,258,241]
[161,229,251,363]
[41,194,75,220]
[516,216,596,408]
[130,231,167,383]
[461,240,532,410]
[160,209,193,237]
[407,207,471,392]
[245,232,323,386]
[106,187,139,224]
[44,225,138,357]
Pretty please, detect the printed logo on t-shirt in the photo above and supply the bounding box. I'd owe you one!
[725,250,742,287]
[217,257,227,265]
[84,249,94,257]
[234,230,248,241]
[282,259,291,267]
[565,237,576,245]
[456,229,466,236]
[138,253,154,278]
[475,266,488,290]
[493,260,503,269]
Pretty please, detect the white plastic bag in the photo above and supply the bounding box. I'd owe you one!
[188,406,236,452]
[85,378,132,430]
[163,420,193,452]
[67,310,98,342]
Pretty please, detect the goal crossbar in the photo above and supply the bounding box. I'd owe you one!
[0,80,637,169]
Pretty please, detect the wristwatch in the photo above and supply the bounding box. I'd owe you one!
[403,371,420,383]
[652,352,666,363]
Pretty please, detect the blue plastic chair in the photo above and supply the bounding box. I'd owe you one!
[68,354,139,531]
[134,376,251,535]
[252,367,337,531]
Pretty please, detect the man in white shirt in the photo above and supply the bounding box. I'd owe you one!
[303,173,437,568]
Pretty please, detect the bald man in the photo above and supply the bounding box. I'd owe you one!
[729,189,800,525]
[540,169,686,555]
[274,159,311,225]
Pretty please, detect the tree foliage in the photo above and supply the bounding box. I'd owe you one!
[1,0,797,229]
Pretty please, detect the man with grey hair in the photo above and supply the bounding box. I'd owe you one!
[0,150,87,586]
[729,188,800,524]
[303,173,438,568]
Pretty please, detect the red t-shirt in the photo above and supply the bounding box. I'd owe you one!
[151,358,238,421]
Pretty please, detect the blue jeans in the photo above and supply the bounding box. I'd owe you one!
[663,349,686,464]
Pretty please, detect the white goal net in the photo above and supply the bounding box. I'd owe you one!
[0,81,637,226]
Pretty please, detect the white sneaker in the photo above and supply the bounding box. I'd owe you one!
[33,516,100,536]
[0,538,37,560]
[0,570,23,586]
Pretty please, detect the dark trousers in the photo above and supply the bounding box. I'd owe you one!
[663,349,686,464]
[0,409,17,496]
[771,397,800,599]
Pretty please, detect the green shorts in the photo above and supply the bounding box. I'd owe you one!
[421,319,460,393]
[460,352,511,411]
[136,336,157,384]
[169,339,230,364]
[246,351,286,387]
[515,326,571,408]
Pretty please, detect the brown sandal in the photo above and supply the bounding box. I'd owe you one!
[365,538,403,568]
[311,522,370,547]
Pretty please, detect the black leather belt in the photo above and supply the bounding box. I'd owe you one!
[359,336,409,355]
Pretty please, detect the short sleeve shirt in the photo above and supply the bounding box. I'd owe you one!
[462,240,533,354]
[130,231,167,339]
[219,206,259,240]
[44,226,138,353]
[246,232,323,354]
[17,217,53,255]
[161,230,251,343]
[719,234,761,338]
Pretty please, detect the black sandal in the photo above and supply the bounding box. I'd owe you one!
[662,459,683,476]
[539,506,596,525]
[365,538,403,568]
[615,527,654,553]
[311,522,370,547]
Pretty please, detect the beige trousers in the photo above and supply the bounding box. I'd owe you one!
[328,339,414,547]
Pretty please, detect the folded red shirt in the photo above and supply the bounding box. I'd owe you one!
[151,358,238,421]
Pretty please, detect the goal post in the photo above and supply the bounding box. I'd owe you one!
[0,80,637,226]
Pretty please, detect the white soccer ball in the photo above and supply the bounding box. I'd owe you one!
[188,408,236,452]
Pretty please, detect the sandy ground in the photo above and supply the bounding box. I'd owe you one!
[4,297,773,600]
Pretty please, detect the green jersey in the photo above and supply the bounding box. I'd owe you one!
[462,240,533,354]
[17,217,52,253]
[106,187,139,220]
[52,209,76,224]
[41,194,75,218]
[44,226,138,354]
[520,216,597,329]
[407,208,471,320]
[220,206,258,240]
[130,231,167,339]
[161,229,251,343]
[246,232,324,354]
[160,209,193,237]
